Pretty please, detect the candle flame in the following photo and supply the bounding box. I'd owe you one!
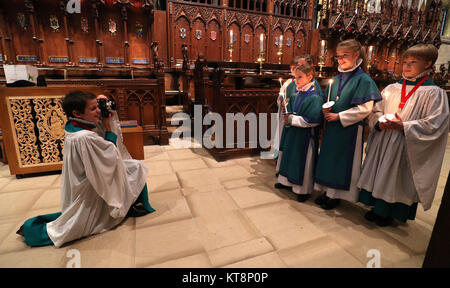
[328,79,334,84]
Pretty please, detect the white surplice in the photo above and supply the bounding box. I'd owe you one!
[46,113,148,247]
[358,80,449,210]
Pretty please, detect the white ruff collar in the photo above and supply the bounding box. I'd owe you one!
[402,69,432,82]
[338,58,363,73]
[298,81,315,92]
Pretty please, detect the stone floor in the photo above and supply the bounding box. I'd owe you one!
[0,135,448,268]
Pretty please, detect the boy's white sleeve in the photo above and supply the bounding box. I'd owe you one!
[338,101,373,127]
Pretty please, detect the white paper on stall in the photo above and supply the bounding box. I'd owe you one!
[3,64,38,85]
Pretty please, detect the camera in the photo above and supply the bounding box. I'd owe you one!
[97,98,117,118]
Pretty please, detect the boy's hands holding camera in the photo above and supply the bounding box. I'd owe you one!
[97,95,112,131]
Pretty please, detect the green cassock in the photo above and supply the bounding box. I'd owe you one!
[279,86,323,186]
[315,68,381,190]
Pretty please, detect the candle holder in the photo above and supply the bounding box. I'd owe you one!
[318,55,325,78]
[257,51,265,75]
[277,47,283,64]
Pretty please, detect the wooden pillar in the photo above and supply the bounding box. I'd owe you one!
[92,1,104,66]
[61,1,74,65]
[268,0,274,14]
[0,8,12,64]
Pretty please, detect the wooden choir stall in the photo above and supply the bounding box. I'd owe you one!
[0,0,448,175]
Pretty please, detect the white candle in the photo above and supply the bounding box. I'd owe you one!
[230,30,233,46]
[280,35,283,49]
[368,46,373,62]
[327,79,333,103]
[321,40,326,57]
[259,34,264,53]
[279,78,283,87]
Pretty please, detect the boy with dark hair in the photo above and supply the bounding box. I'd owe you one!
[17,91,154,247]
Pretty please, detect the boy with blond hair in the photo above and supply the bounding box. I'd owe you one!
[358,44,449,226]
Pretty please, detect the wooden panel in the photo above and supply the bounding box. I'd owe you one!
[206,19,221,61]
[128,7,150,67]
[228,22,240,62]
[153,10,167,66]
[191,18,206,60]
[7,1,38,63]
[101,5,125,64]
[122,126,144,160]
[69,10,98,65]
[270,27,282,63]
[295,29,306,56]
[241,24,254,63]
[283,29,294,64]
[38,0,69,66]
[174,15,190,62]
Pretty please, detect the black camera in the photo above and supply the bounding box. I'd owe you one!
[98,98,117,118]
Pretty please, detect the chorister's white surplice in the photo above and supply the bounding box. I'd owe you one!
[358,77,449,211]
[273,78,293,162]
[46,112,148,247]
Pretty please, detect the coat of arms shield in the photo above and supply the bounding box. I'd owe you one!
[210,31,216,41]
[17,13,27,31]
[108,19,117,36]
[136,22,144,37]
[50,15,60,32]
[244,34,250,44]
[81,17,89,33]
[195,30,202,40]
[180,28,186,39]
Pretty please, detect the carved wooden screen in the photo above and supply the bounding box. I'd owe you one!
[0,87,102,175]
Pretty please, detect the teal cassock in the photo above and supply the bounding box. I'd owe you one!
[279,85,323,186]
[315,67,381,190]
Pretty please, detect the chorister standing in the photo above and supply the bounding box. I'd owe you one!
[314,39,382,210]
[357,44,449,226]
[275,64,323,202]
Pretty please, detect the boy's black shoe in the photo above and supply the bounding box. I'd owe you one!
[321,198,341,210]
[364,210,377,222]
[314,193,328,205]
[127,204,151,218]
[274,183,291,190]
[375,216,393,227]
[16,225,24,236]
[297,194,311,203]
